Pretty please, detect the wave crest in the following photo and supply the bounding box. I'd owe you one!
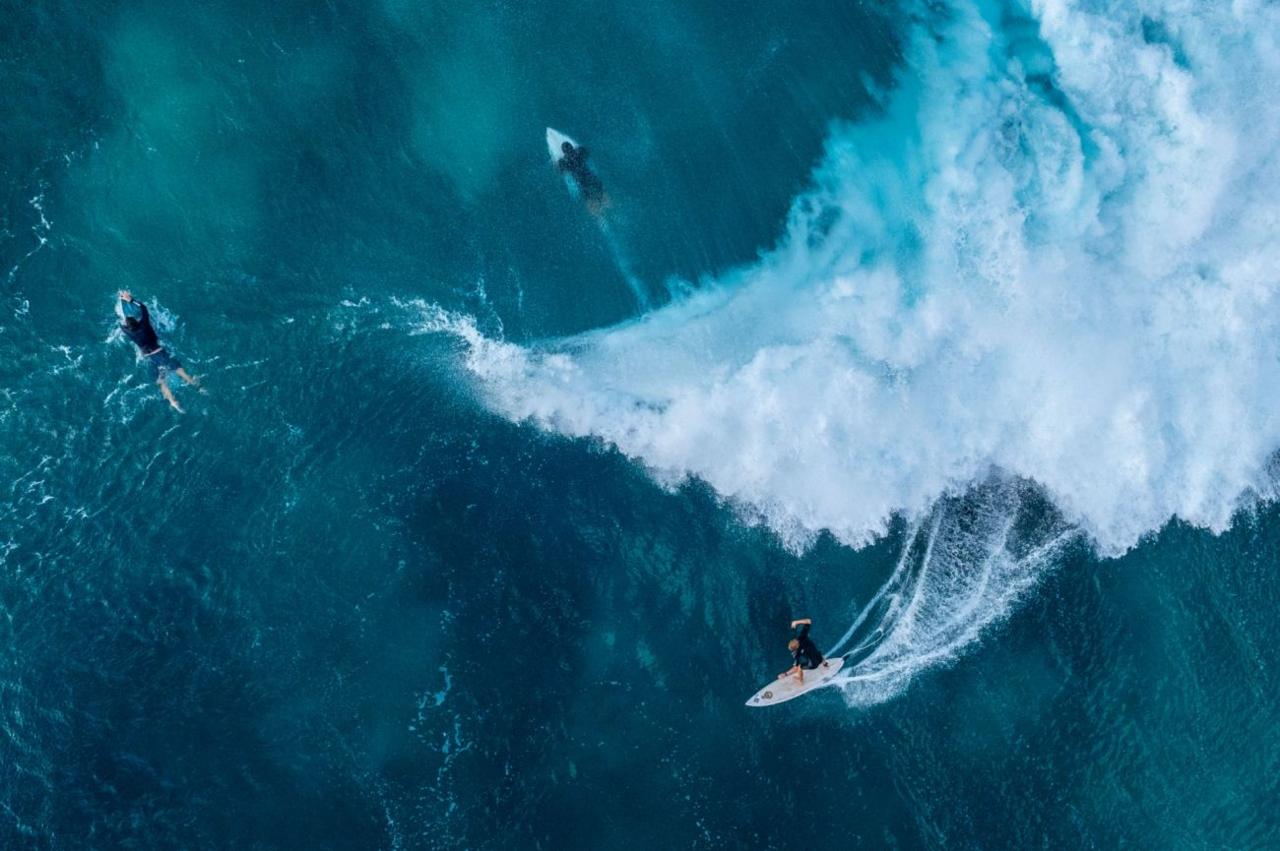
[438,0,1280,559]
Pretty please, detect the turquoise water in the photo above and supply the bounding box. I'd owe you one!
[3,0,1280,848]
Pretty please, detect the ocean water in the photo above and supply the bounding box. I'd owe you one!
[3,0,1279,848]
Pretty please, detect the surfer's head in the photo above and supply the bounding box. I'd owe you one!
[788,639,800,652]
[561,141,574,155]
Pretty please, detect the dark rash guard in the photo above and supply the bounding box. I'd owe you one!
[558,146,605,203]
[792,622,824,670]
[121,302,160,352]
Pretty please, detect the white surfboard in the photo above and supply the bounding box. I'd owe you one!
[546,127,579,200]
[546,127,578,164]
[745,656,844,707]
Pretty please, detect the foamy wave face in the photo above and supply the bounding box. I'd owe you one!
[447,0,1280,557]
[827,477,1080,704]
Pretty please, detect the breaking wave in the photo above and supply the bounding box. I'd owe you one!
[422,0,1280,699]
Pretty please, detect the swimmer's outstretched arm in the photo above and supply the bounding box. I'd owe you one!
[119,291,151,322]
[790,617,811,628]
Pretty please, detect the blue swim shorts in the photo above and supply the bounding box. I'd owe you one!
[145,348,182,380]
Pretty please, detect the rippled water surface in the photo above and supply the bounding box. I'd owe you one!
[3,0,1279,848]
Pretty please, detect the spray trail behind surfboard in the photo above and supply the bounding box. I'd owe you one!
[546,127,651,312]
[827,478,1081,707]
[597,220,651,311]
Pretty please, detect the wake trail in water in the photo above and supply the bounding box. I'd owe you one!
[828,477,1080,705]
[597,220,650,312]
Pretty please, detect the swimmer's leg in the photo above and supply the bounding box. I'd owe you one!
[157,376,184,413]
[175,367,203,390]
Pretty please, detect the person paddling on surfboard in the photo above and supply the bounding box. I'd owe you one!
[117,291,201,412]
[557,140,607,214]
[778,618,824,683]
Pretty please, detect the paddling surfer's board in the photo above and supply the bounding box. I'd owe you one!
[546,127,577,164]
[746,656,844,707]
[546,127,581,199]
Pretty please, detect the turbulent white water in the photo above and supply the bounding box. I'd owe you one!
[824,478,1081,703]
[425,0,1280,697]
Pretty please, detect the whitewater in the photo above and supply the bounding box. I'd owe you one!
[419,0,1280,699]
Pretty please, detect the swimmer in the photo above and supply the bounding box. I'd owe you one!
[117,291,200,412]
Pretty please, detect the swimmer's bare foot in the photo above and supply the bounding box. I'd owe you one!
[159,379,184,413]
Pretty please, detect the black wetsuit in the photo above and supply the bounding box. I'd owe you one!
[121,302,160,353]
[121,301,182,378]
[558,145,605,204]
[792,622,824,670]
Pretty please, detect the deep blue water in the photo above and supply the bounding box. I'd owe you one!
[3,0,1280,848]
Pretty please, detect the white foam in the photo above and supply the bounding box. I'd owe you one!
[443,0,1280,558]
[422,0,1280,697]
[828,478,1081,704]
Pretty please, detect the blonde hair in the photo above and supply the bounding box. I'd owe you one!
[788,639,800,651]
